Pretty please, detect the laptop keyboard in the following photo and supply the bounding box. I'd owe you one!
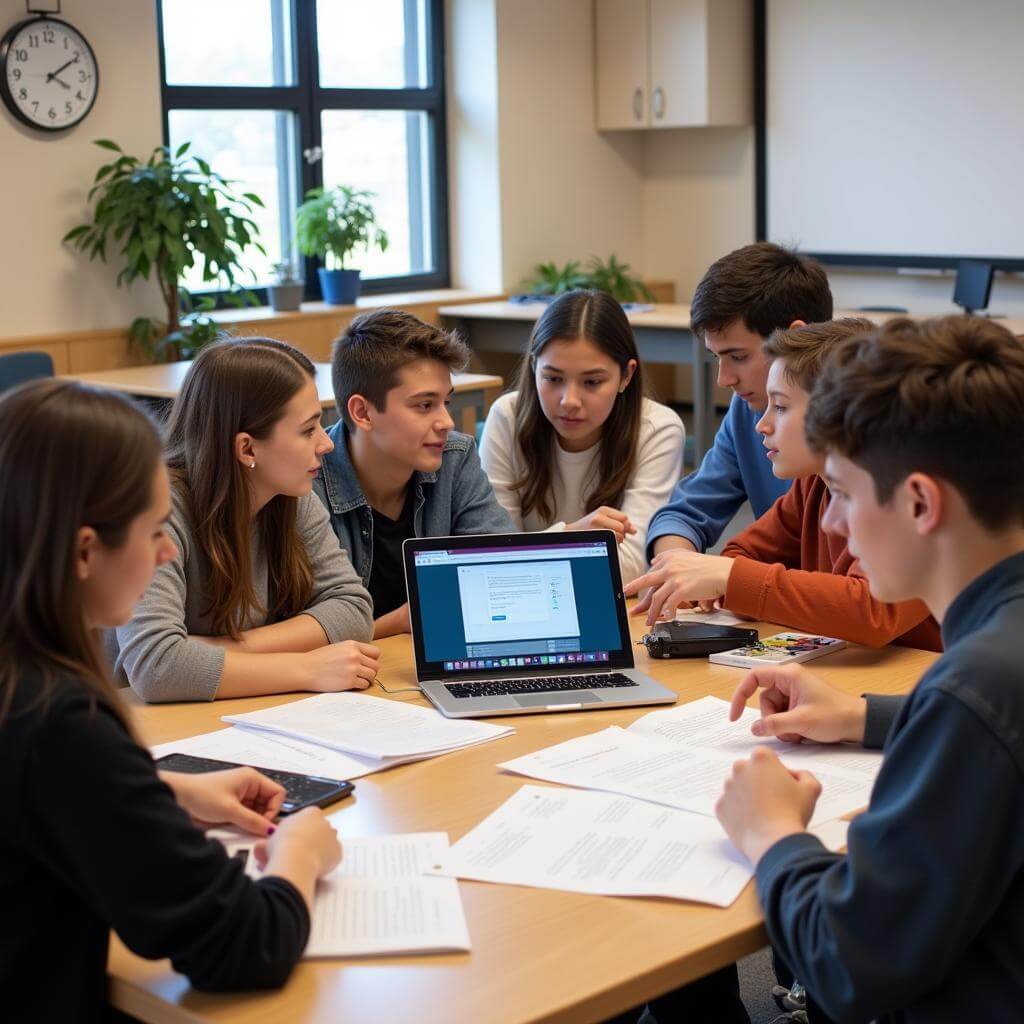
[444,673,636,699]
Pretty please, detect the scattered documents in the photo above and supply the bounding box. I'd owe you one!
[498,697,882,825]
[436,785,853,905]
[151,724,391,782]
[305,828,471,958]
[222,691,513,759]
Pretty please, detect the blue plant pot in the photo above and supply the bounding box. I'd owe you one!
[318,268,362,305]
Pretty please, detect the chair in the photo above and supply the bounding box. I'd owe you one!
[0,352,55,395]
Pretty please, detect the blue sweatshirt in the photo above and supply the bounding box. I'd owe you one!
[645,394,791,555]
[757,551,1024,1024]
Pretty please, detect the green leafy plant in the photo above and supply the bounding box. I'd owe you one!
[521,260,591,296]
[295,186,388,269]
[584,254,654,303]
[63,139,263,361]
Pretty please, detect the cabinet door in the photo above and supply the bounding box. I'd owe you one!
[649,0,709,127]
[595,0,650,130]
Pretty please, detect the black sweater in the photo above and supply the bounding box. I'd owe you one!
[0,675,309,1023]
[757,552,1024,1023]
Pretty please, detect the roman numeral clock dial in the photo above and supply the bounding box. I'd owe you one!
[1,16,98,132]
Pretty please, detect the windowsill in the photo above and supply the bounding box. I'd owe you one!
[207,288,506,325]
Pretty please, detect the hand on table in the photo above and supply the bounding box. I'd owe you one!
[715,747,821,865]
[623,548,735,625]
[161,767,285,836]
[729,663,868,745]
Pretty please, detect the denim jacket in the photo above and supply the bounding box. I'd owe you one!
[314,421,515,587]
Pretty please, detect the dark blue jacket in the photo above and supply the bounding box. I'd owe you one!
[757,551,1024,1023]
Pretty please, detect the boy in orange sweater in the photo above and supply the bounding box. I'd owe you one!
[625,318,941,651]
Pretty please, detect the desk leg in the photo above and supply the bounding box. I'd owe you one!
[692,343,714,465]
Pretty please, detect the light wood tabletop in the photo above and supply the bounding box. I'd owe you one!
[61,363,505,436]
[62,362,504,407]
[107,613,936,1024]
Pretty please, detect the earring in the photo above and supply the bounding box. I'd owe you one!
[249,460,256,470]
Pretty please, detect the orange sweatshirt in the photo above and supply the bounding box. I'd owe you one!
[722,475,942,652]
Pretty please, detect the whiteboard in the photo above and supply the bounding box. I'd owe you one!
[765,0,1024,265]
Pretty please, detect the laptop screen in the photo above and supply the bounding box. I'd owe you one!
[405,533,634,679]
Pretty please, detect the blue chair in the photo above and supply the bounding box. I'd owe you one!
[0,351,55,395]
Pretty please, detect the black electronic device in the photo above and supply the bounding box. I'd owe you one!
[639,621,759,659]
[153,752,354,815]
[953,260,994,315]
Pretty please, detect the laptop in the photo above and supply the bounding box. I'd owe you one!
[402,530,677,718]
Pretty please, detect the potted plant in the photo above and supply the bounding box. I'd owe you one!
[269,259,304,312]
[520,260,591,298]
[63,139,263,361]
[584,254,654,303]
[295,185,388,305]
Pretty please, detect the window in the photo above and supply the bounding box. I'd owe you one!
[157,0,448,300]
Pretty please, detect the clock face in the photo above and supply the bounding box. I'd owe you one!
[0,17,99,131]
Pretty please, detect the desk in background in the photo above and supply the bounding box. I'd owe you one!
[108,614,936,1024]
[61,363,504,437]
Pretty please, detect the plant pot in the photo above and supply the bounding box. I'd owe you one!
[318,268,362,305]
[269,282,304,312]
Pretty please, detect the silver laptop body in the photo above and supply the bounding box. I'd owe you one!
[402,530,676,718]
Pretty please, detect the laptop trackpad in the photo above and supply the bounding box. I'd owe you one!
[514,692,602,708]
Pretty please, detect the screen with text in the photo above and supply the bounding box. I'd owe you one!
[413,542,622,672]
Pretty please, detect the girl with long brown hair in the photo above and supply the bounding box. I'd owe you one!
[110,337,376,702]
[0,380,342,1021]
[480,290,685,584]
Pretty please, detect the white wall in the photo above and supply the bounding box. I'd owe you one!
[0,0,162,339]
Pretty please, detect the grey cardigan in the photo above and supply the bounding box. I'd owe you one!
[109,489,373,703]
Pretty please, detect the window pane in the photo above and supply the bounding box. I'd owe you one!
[162,0,294,86]
[168,109,299,292]
[317,0,428,89]
[321,109,435,280]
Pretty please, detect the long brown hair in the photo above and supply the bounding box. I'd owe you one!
[513,290,644,522]
[0,379,163,726]
[164,337,317,638]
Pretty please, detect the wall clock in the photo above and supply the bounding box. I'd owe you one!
[0,15,98,131]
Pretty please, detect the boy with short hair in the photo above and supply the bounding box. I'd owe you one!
[715,316,1024,1022]
[645,242,834,559]
[315,309,513,638]
[627,318,942,651]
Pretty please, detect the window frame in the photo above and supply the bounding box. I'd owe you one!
[155,0,450,304]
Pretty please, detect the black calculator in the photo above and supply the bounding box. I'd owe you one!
[153,752,354,815]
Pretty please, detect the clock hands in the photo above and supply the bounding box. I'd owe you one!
[45,59,75,87]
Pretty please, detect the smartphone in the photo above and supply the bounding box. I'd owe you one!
[153,752,355,815]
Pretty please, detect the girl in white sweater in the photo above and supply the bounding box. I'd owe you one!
[480,290,685,584]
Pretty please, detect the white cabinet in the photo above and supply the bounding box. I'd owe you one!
[595,0,752,130]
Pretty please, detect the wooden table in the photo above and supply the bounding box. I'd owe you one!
[61,364,505,437]
[108,616,936,1024]
[439,302,717,463]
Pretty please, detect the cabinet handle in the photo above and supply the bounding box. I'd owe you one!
[633,87,643,121]
[653,87,665,119]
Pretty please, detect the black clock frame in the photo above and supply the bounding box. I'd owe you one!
[0,15,99,132]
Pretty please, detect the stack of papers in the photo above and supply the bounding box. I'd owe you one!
[222,692,514,760]
[435,784,850,907]
[306,827,471,958]
[209,825,471,957]
[497,696,882,825]
[153,692,514,784]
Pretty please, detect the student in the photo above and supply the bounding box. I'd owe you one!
[315,309,514,639]
[627,319,942,652]
[480,289,685,585]
[715,316,1024,1023]
[111,337,376,702]
[645,243,834,561]
[0,380,342,1022]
